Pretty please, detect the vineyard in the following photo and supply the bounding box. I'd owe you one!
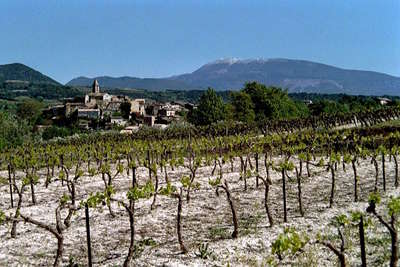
[2,107,400,266]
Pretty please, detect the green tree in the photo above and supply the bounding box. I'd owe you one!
[0,111,30,150]
[120,101,132,119]
[309,99,349,116]
[16,98,44,125]
[188,88,226,126]
[242,82,302,121]
[229,91,255,123]
[41,126,73,140]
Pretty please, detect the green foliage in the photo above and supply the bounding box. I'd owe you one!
[243,82,306,121]
[343,153,352,164]
[350,211,362,222]
[22,176,31,186]
[0,210,5,224]
[298,153,307,161]
[177,156,184,166]
[277,160,295,171]
[0,111,30,150]
[128,160,137,169]
[82,192,106,209]
[100,163,110,174]
[208,225,230,240]
[81,187,114,209]
[127,181,154,201]
[369,192,381,205]
[333,214,349,227]
[180,176,191,188]
[139,237,157,247]
[116,163,124,174]
[59,170,65,181]
[0,81,83,100]
[88,168,97,177]
[75,169,83,179]
[329,152,341,164]
[60,194,71,206]
[0,176,7,185]
[42,126,80,141]
[309,100,349,116]
[105,185,115,199]
[306,94,382,116]
[350,211,371,227]
[188,88,226,126]
[195,243,215,260]
[131,238,157,259]
[271,227,309,260]
[229,91,255,123]
[120,101,131,119]
[159,182,177,196]
[377,145,387,154]
[16,99,44,125]
[239,212,263,235]
[209,177,221,187]
[23,173,39,185]
[387,196,400,216]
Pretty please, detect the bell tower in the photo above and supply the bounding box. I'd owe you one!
[92,79,100,93]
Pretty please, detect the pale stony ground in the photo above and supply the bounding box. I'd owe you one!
[0,155,399,266]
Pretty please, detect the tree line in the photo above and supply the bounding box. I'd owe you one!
[188,82,400,126]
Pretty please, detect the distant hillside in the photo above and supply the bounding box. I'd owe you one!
[67,58,400,96]
[0,63,60,85]
[67,76,192,91]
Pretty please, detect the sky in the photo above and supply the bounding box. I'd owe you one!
[0,0,399,84]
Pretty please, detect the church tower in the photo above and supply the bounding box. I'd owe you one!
[92,79,100,93]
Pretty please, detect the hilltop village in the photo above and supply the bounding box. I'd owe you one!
[44,80,194,132]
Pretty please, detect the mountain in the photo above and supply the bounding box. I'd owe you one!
[0,63,60,85]
[67,58,400,96]
[171,58,400,95]
[67,76,192,91]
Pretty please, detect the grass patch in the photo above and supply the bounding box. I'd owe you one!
[239,212,263,235]
[208,226,230,240]
[133,238,157,259]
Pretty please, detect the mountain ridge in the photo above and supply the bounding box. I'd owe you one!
[67,58,400,96]
[170,58,400,95]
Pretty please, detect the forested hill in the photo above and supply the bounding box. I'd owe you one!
[0,63,60,85]
[0,63,84,99]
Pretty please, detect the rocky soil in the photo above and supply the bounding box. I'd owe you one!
[0,155,399,266]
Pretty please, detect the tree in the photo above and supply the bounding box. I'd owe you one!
[16,98,44,125]
[229,91,255,123]
[120,101,132,119]
[188,88,225,126]
[309,100,349,116]
[0,111,30,150]
[242,82,303,121]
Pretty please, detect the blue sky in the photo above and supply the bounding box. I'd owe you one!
[0,0,399,84]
